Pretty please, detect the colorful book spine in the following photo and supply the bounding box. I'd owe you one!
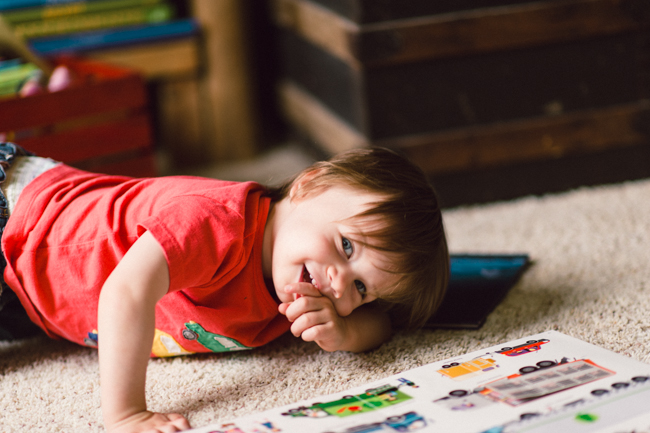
[0,0,103,12]
[11,4,175,39]
[0,59,24,71]
[0,62,41,97]
[29,18,199,55]
[2,0,165,24]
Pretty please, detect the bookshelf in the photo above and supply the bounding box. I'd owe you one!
[3,0,261,171]
[83,0,260,169]
[92,0,261,168]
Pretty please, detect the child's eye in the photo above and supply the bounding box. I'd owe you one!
[342,237,353,258]
[354,280,367,296]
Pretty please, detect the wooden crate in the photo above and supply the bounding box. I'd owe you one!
[272,0,650,176]
[305,0,541,23]
[0,57,157,177]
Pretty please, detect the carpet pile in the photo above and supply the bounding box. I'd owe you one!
[2,177,649,432]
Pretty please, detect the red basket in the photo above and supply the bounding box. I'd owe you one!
[0,56,156,177]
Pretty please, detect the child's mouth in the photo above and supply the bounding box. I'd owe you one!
[301,265,317,288]
[295,265,318,301]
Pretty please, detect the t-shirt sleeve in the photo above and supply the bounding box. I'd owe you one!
[138,195,251,293]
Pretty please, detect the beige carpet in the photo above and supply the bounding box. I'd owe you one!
[2,153,650,432]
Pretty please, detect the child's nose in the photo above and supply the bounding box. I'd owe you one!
[328,266,350,299]
[327,270,357,316]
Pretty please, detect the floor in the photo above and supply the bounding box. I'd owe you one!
[169,141,318,187]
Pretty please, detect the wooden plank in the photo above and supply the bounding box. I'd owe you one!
[281,29,644,140]
[388,101,650,175]
[357,0,645,66]
[278,79,650,175]
[278,29,367,132]
[86,37,200,79]
[431,144,650,207]
[309,0,536,23]
[273,0,646,67]
[278,80,367,153]
[272,0,360,66]
[17,112,153,164]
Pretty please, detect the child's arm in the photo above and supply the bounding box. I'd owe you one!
[97,231,191,433]
[278,284,392,353]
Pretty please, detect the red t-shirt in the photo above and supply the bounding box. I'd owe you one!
[3,164,290,357]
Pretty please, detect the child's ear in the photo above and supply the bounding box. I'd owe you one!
[289,168,322,200]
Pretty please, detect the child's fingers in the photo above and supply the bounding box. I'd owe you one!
[283,282,322,300]
[278,302,290,316]
[292,312,347,352]
[167,413,191,430]
[282,295,332,323]
[290,308,333,338]
[300,322,336,344]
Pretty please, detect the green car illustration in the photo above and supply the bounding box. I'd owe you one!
[282,380,416,418]
[182,321,251,353]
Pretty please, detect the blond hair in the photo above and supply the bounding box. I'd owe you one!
[268,148,449,328]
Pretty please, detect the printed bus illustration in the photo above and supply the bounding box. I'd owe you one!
[436,359,615,410]
[282,380,417,418]
[323,412,427,433]
[495,339,549,357]
[479,358,615,406]
[438,357,499,381]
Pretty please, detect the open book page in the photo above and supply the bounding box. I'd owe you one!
[188,330,650,433]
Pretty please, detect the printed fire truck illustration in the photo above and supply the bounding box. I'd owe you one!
[495,339,550,357]
[436,339,551,382]
[282,379,417,418]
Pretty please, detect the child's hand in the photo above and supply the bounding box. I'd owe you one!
[107,410,190,433]
[278,283,349,352]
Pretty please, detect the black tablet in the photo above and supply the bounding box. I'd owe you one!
[425,254,531,329]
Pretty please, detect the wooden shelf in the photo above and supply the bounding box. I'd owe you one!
[78,0,262,168]
[190,0,260,161]
[85,37,200,80]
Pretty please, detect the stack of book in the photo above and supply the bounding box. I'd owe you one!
[0,0,199,56]
[0,57,41,98]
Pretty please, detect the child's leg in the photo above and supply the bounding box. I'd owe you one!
[0,142,43,340]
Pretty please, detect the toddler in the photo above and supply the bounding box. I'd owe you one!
[0,143,448,432]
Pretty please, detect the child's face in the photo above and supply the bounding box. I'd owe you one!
[265,185,398,317]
